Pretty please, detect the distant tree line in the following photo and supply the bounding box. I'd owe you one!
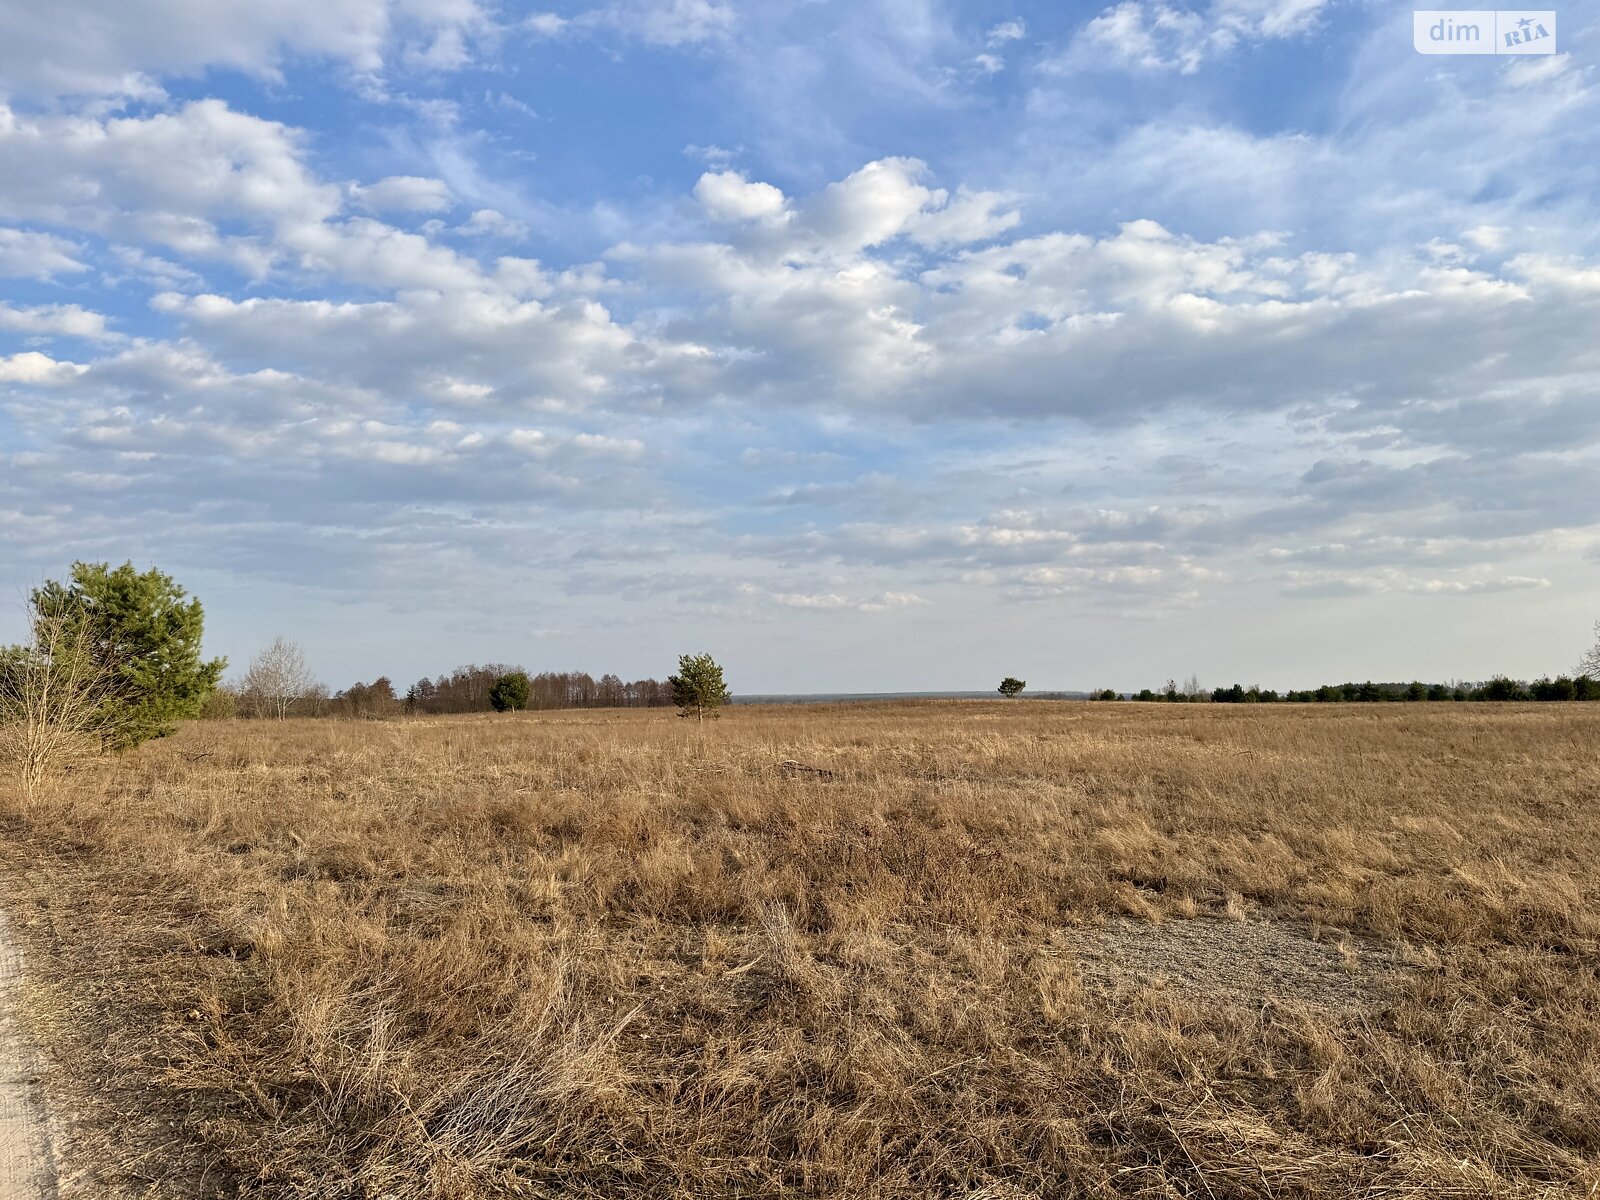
[405,666,676,714]
[1115,676,1600,703]
[211,657,680,720]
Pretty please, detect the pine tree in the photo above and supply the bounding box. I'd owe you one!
[489,671,531,712]
[669,653,731,721]
[30,562,225,749]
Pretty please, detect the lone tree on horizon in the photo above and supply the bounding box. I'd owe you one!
[670,653,730,721]
[998,677,1026,698]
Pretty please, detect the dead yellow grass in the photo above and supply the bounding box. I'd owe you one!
[2,701,1598,1198]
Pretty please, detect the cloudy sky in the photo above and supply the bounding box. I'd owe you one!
[1,0,1597,693]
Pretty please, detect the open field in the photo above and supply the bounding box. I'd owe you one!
[1,702,1597,1198]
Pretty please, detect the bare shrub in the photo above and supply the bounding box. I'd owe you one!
[0,600,123,799]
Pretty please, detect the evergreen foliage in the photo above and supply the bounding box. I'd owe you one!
[29,561,223,748]
[669,654,731,721]
[489,671,531,712]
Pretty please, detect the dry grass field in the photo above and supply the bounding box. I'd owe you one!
[1,701,1598,1198]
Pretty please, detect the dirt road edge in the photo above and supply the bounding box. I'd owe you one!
[0,907,56,1200]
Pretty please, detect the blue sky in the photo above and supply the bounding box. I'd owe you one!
[1,0,1598,693]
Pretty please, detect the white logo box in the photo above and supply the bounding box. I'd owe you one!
[1414,10,1556,54]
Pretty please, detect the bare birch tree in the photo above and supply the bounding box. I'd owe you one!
[1580,621,1600,679]
[0,601,124,800]
[241,637,317,720]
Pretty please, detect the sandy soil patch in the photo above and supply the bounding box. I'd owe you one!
[0,909,55,1200]
[1065,915,1417,1010]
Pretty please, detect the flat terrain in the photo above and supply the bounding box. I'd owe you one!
[0,702,1597,1198]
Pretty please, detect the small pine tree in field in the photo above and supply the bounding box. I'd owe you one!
[669,653,730,721]
[998,677,1026,698]
[29,561,224,749]
[489,671,531,712]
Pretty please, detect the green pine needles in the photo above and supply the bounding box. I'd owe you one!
[27,561,226,750]
[669,653,731,721]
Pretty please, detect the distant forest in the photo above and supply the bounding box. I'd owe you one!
[1119,677,1600,704]
[233,671,1600,720]
[402,666,675,713]
[215,665,677,720]
[207,663,1600,721]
